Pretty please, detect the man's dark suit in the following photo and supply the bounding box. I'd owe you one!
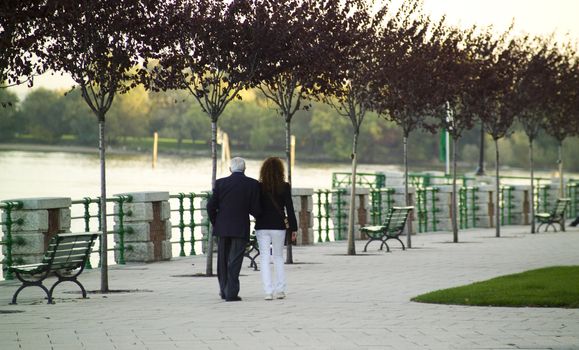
[206,171,261,301]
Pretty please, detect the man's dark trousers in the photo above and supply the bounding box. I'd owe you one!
[217,236,247,300]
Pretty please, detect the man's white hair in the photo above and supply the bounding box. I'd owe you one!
[230,157,246,173]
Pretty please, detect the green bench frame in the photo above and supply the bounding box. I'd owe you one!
[535,198,570,232]
[244,233,260,271]
[9,232,99,305]
[361,206,413,252]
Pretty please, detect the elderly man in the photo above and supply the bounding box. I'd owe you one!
[207,157,261,301]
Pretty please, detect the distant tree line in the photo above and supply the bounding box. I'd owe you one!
[2,86,577,170]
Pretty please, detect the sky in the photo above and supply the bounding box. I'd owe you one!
[422,0,579,39]
[8,0,579,99]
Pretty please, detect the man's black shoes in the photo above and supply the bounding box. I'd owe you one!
[225,296,242,302]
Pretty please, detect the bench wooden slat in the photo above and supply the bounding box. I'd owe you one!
[52,255,87,265]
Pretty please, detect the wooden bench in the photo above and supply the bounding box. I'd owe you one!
[361,206,413,252]
[535,198,570,232]
[9,232,99,304]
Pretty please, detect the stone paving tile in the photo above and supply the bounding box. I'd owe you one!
[1,226,579,349]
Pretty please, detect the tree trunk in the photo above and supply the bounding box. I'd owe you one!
[211,119,218,187]
[530,138,535,233]
[404,135,411,249]
[495,138,500,238]
[285,118,293,264]
[98,117,109,292]
[475,123,485,175]
[452,135,459,243]
[347,131,359,256]
[206,119,218,276]
[285,119,292,185]
[558,140,564,197]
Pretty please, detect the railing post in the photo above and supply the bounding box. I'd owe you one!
[189,193,197,256]
[458,187,468,229]
[523,188,530,225]
[336,189,346,240]
[315,191,323,243]
[71,197,99,269]
[567,182,578,219]
[470,187,478,228]
[416,188,426,233]
[370,190,381,225]
[430,187,439,232]
[177,193,186,256]
[324,191,330,242]
[82,197,92,232]
[0,201,23,280]
[114,195,131,265]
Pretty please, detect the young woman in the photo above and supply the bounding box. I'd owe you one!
[254,157,297,300]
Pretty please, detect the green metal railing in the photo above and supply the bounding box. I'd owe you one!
[314,189,346,242]
[0,201,24,280]
[170,192,211,256]
[458,187,478,229]
[70,195,133,268]
[416,187,440,233]
[536,185,552,213]
[114,195,132,265]
[71,197,100,268]
[369,188,395,225]
[331,172,386,190]
[567,182,578,219]
[500,186,515,225]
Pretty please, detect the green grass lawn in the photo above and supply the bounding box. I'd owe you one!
[411,266,579,308]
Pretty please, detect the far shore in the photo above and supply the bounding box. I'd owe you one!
[0,142,339,164]
[0,142,211,158]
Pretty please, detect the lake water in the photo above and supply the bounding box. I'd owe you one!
[0,150,402,200]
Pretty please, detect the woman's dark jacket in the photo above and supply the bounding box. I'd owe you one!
[254,182,298,231]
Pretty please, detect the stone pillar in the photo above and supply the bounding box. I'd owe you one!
[113,192,172,263]
[1,197,71,265]
[503,185,531,225]
[331,188,369,240]
[291,188,314,245]
[474,185,495,228]
[432,186,454,232]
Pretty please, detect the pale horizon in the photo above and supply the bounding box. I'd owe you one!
[8,0,579,100]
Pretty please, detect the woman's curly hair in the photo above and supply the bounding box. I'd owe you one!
[259,157,285,195]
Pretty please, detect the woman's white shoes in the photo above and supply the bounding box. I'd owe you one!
[264,292,285,300]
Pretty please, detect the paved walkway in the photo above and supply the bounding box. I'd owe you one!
[1,225,579,350]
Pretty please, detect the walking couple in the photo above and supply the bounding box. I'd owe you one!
[206,157,298,302]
